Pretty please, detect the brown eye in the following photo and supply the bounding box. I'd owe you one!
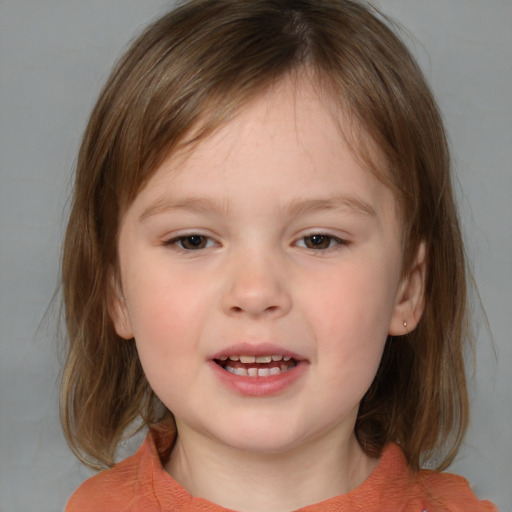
[298,234,343,250]
[173,235,211,250]
[304,234,330,249]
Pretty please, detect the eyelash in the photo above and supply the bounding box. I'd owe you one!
[164,233,346,252]
[295,234,346,251]
[164,234,218,251]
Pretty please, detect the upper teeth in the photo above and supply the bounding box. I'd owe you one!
[221,354,288,362]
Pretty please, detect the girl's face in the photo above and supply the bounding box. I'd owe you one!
[112,79,424,457]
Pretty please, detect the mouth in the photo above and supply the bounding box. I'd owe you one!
[214,354,298,377]
[210,346,308,395]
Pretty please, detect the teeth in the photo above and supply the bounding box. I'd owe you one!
[219,354,298,378]
[223,354,291,363]
[223,363,297,377]
[255,355,272,363]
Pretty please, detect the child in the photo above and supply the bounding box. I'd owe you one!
[61,0,498,510]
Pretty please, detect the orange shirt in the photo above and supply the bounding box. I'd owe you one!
[67,427,497,512]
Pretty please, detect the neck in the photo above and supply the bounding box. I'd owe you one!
[165,426,377,512]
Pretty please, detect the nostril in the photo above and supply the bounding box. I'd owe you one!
[230,304,280,315]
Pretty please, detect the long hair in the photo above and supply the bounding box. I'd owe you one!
[61,0,469,470]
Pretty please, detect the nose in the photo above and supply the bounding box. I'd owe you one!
[221,250,292,319]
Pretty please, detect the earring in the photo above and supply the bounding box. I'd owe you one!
[403,320,408,328]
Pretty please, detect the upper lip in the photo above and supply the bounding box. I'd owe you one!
[210,342,306,361]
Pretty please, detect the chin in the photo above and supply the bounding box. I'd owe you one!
[208,420,317,455]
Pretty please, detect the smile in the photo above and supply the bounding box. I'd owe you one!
[215,354,297,377]
[209,344,308,396]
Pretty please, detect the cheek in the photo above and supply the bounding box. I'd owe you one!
[122,269,207,371]
[124,258,205,328]
[307,260,398,335]
[127,283,201,408]
[302,260,397,377]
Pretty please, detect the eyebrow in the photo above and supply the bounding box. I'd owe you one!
[139,197,229,221]
[284,196,376,218]
[139,194,376,222]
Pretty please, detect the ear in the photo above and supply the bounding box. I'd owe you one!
[108,268,134,340]
[388,241,426,335]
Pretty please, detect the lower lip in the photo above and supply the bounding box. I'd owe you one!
[208,360,308,396]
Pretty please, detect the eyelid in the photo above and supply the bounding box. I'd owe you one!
[294,231,349,251]
[163,232,220,251]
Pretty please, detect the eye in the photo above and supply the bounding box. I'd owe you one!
[166,234,217,250]
[296,234,344,250]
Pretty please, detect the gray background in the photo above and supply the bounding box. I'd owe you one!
[0,1,510,510]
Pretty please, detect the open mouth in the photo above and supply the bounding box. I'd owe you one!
[214,354,298,377]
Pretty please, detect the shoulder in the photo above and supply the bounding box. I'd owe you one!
[414,467,498,512]
[299,444,499,512]
[65,429,172,512]
[364,444,498,512]
[65,451,143,512]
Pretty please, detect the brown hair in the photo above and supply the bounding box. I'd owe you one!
[61,0,469,470]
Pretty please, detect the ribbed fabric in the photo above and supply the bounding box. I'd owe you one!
[67,426,497,512]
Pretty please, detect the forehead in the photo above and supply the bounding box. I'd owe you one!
[160,78,383,182]
[128,78,396,225]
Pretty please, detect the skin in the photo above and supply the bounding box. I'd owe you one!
[111,78,425,512]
